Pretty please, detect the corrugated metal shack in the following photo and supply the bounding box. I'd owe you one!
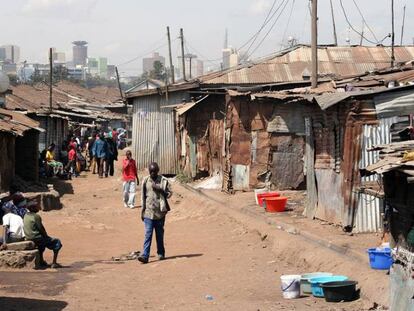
[126,83,197,174]
[128,45,414,175]
[0,108,44,192]
[306,73,414,233]
[363,141,414,310]
[5,82,126,154]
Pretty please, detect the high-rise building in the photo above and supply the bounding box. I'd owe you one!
[1,45,20,63]
[87,57,99,76]
[142,52,165,73]
[87,57,109,78]
[107,65,116,79]
[98,57,108,78]
[0,48,6,61]
[72,41,88,66]
[176,54,203,79]
[51,48,66,64]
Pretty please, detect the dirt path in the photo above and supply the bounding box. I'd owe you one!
[0,161,371,310]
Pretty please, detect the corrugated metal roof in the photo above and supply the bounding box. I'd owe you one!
[200,45,414,86]
[0,108,44,136]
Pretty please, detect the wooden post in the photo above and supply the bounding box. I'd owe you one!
[49,48,53,112]
[391,0,395,67]
[400,5,406,46]
[115,66,125,105]
[329,0,338,46]
[180,28,186,81]
[311,0,318,89]
[167,26,175,84]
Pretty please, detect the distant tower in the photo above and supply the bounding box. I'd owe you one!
[224,28,228,49]
[72,41,88,67]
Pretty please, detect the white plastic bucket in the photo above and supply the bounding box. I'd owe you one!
[280,275,301,299]
[254,188,267,205]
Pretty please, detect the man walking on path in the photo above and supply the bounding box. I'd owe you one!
[138,162,172,264]
[105,135,118,177]
[92,134,107,178]
[122,150,138,208]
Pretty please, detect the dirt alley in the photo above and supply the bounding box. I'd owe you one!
[0,159,376,310]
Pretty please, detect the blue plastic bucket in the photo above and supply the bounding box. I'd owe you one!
[367,248,393,270]
[309,276,348,297]
[300,273,333,295]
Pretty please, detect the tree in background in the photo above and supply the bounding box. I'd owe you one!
[149,60,166,81]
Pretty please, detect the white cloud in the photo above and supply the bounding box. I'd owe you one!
[249,0,272,15]
[22,0,98,21]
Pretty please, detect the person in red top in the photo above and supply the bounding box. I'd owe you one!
[66,145,77,179]
[122,150,139,208]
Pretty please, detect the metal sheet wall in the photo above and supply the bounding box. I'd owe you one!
[355,118,395,232]
[132,92,188,174]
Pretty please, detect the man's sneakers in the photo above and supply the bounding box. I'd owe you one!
[137,256,148,264]
[123,203,128,208]
[158,254,165,261]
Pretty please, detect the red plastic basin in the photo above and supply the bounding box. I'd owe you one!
[257,192,280,207]
[264,197,288,213]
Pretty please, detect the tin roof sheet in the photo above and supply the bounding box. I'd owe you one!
[0,108,43,135]
[200,45,414,86]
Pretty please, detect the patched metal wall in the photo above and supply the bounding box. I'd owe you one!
[355,118,396,232]
[132,92,189,174]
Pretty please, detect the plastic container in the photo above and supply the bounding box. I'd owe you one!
[367,247,393,270]
[257,192,280,207]
[300,273,333,295]
[321,281,358,302]
[254,188,268,205]
[264,197,288,213]
[280,274,301,299]
[309,275,348,297]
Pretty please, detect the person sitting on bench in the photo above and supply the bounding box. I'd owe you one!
[24,200,63,268]
[0,204,25,246]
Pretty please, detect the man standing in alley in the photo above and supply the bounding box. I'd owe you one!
[138,162,172,264]
[122,150,138,208]
[92,134,107,178]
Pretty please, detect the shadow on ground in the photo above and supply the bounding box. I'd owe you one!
[0,297,68,311]
[49,178,74,197]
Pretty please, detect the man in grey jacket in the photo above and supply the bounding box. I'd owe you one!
[138,162,172,264]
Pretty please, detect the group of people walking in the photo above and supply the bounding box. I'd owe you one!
[87,131,118,178]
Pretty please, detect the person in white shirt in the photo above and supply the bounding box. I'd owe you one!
[1,204,25,245]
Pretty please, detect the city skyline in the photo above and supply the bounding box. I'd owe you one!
[0,0,413,76]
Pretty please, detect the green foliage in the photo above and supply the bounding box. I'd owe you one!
[175,171,193,184]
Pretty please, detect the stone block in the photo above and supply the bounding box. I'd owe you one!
[0,250,39,269]
[5,241,36,251]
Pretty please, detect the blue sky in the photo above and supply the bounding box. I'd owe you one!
[1,0,412,75]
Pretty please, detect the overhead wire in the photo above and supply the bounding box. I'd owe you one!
[281,0,296,47]
[238,0,280,52]
[339,0,380,45]
[246,0,290,58]
[116,37,172,67]
[352,0,379,42]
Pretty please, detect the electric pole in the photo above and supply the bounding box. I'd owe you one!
[115,66,125,105]
[180,28,186,81]
[391,0,395,67]
[329,0,338,46]
[400,5,406,46]
[167,26,175,84]
[311,0,318,89]
[49,47,53,112]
